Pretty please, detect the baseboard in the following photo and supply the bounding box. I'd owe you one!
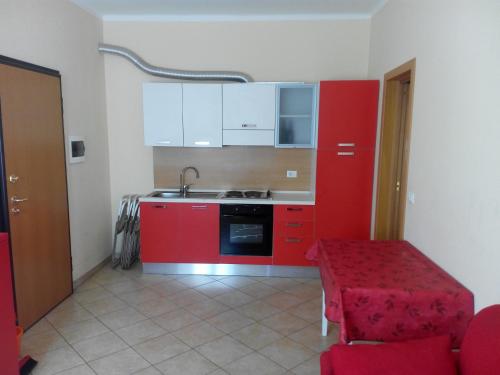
[73,256,111,290]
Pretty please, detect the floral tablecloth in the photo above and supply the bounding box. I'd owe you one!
[306,239,474,348]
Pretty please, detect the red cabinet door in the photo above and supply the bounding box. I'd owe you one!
[318,80,379,150]
[315,80,379,240]
[0,233,19,375]
[140,202,181,263]
[179,204,219,263]
[273,236,315,266]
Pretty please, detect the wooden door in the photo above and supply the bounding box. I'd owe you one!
[375,59,416,240]
[0,59,72,328]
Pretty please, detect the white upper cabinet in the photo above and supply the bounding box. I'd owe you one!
[223,84,276,130]
[183,84,222,148]
[143,83,183,147]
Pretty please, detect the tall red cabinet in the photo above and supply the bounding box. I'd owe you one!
[0,233,19,375]
[315,81,379,240]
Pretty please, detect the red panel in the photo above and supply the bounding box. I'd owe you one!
[273,236,315,266]
[315,149,375,239]
[318,80,379,151]
[274,205,314,222]
[140,202,181,262]
[219,256,273,265]
[178,204,219,263]
[0,233,19,375]
[275,221,314,238]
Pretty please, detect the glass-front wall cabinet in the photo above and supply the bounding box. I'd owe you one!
[275,84,318,148]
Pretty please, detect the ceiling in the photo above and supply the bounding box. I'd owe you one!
[71,0,387,20]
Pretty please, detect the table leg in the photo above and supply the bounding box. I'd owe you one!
[322,288,328,336]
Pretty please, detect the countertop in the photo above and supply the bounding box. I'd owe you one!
[139,189,315,205]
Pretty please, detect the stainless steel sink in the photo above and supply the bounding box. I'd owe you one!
[149,191,220,199]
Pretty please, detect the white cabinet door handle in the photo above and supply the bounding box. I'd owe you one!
[338,143,355,147]
[241,124,257,128]
[156,140,171,145]
[337,152,355,156]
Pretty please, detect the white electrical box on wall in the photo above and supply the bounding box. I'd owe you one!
[68,136,85,164]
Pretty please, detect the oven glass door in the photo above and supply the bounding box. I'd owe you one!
[220,214,273,256]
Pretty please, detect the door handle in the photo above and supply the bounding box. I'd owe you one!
[337,152,355,156]
[191,205,208,210]
[241,124,257,128]
[10,207,20,214]
[9,175,19,183]
[286,237,302,243]
[286,222,303,228]
[11,196,28,203]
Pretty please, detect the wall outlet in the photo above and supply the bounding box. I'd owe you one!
[287,170,298,178]
[408,191,415,204]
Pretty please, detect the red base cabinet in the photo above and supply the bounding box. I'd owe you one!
[140,202,219,263]
[315,80,379,240]
[0,233,19,375]
[273,205,315,266]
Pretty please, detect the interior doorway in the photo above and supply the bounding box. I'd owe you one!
[374,59,416,240]
[0,56,72,328]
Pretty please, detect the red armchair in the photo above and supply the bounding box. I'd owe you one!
[321,305,500,375]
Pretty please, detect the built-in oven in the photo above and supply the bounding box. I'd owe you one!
[220,204,273,256]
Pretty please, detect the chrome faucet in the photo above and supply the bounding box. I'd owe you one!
[180,166,200,197]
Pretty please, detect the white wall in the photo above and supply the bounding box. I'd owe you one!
[0,0,111,280]
[102,20,372,223]
[369,0,500,310]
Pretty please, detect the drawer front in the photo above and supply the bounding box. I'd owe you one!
[273,236,315,267]
[275,205,314,222]
[275,221,314,238]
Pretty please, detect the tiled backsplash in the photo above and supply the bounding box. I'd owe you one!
[154,146,314,191]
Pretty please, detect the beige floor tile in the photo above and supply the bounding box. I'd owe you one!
[214,290,254,308]
[208,370,229,375]
[189,299,230,319]
[31,346,84,375]
[288,324,339,353]
[134,297,180,318]
[194,281,234,298]
[88,348,149,375]
[196,335,252,367]
[177,275,215,287]
[98,307,147,330]
[290,354,321,375]
[173,321,225,347]
[261,312,310,336]
[153,308,201,332]
[58,318,110,344]
[289,299,322,323]
[53,364,96,375]
[263,293,304,310]
[206,310,255,333]
[283,284,322,301]
[133,367,163,375]
[230,323,283,350]
[223,352,286,375]
[91,270,131,286]
[258,338,315,370]
[156,350,218,375]
[24,318,54,337]
[219,276,258,288]
[46,305,94,328]
[118,288,163,306]
[50,297,82,315]
[75,279,101,292]
[103,279,144,294]
[133,333,191,364]
[259,278,300,290]
[236,300,281,321]
[82,296,128,316]
[169,289,211,307]
[133,273,175,286]
[150,280,189,297]
[72,331,129,361]
[21,329,68,355]
[74,287,114,305]
[115,319,167,346]
[238,282,279,299]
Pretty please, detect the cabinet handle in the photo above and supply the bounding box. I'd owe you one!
[153,205,168,209]
[338,143,355,147]
[286,237,302,243]
[191,205,208,210]
[337,152,355,156]
[286,207,303,212]
[286,222,303,228]
[156,140,171,145]
[241,124,257,128]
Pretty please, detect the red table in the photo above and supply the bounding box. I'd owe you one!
[307,239,474,348]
